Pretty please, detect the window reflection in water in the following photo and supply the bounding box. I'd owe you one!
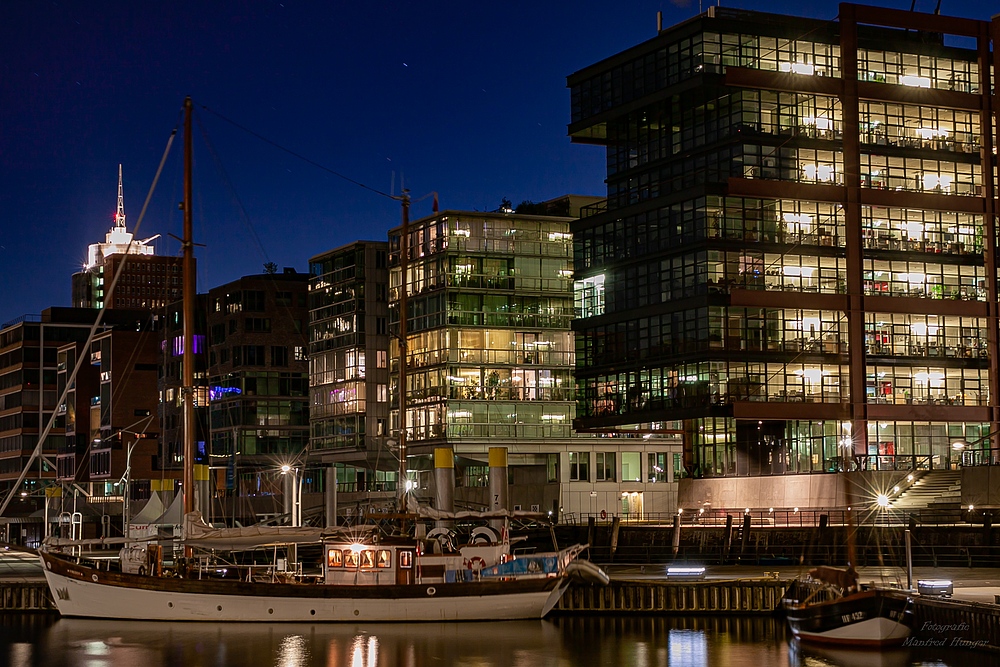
[276,635,308,667]
[348,635,378,667]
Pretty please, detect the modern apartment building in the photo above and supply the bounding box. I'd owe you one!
[388,199,679,516]
[308,242,393,500]
[568,4,999,510]
[0,307,153,538]
[205,271,310,520]
[159,296,209,480]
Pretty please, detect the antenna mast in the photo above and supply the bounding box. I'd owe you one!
[115,164,127,229]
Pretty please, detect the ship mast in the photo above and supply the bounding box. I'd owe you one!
[181,97,196,525]
[397,190,410,511]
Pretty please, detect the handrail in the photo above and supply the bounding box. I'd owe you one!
[1,314,41,329]
[574,506,982,528]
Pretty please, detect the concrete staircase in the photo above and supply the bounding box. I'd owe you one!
[892,470,962,511]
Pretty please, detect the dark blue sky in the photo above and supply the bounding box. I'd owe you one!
[0,0,989,319]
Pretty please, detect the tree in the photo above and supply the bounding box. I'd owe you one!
[263,262,278,275]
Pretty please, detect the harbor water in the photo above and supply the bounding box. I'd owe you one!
[4,614,1000,667]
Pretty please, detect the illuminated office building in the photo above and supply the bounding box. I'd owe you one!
[388,199,681,515]
[71,165,183,311]
[308,242,394,501]
[568,5,999,508]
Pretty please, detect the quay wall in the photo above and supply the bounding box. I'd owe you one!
[0,581,53,612]
[886,591,1000,651]
[555,579,787,614]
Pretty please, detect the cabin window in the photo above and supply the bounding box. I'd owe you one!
[377,549,392,568]
[327,549,343,568]
[361,550,376,569]
[345,550,360,568]
[399,551,413,569]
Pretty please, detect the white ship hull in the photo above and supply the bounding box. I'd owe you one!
[41,552,568,622]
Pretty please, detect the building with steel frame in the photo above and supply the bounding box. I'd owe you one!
[568,4,1000,509]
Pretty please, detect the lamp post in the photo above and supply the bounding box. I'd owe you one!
[107,417,153,538]
[280,463,301,527]
[120,432,147,538]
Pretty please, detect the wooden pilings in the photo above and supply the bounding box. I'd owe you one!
[556,579,787,614]
[888,591,1000,651]
[0,581,54,611]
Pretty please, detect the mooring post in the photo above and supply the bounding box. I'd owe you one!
[672,514,681,558]
[610,516,621,562]
[722,514,733,563]
[740,512,751,560]
[905,528,913,591]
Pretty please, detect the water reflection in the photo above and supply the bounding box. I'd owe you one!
[788,639,913,667]
[0,615,993,666]
[551,616,790,667]
[278,635,309,667]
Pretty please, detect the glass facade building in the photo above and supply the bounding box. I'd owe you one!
[568,6,999,497]
[388,209,579,507]
[309,242,395,496]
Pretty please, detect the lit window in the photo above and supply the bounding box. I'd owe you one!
[802,117,832,131]
[779,62,815,76]
[900,75,931,88]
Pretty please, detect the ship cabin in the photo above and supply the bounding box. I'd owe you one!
[321,535,510,586]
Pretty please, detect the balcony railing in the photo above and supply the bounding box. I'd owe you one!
[579,199,608,218]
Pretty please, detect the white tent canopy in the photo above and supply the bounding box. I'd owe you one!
[150,491,184,526]
[128,491,166,526]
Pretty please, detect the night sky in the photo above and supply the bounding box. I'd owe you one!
[0,0,989,320]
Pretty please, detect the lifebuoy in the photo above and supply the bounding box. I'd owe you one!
[467,556,486,571]
[600,509,607,520]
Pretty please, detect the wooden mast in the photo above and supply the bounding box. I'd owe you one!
[397,190,410,510]
[182,97,196,525]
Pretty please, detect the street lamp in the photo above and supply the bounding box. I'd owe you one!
[279,462,301,527]
[120,432,150,538]
[113,416,155,538]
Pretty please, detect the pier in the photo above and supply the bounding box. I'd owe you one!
[0,581,53,612]
[555,579,786,614]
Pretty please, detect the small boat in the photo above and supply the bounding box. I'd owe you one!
[782,566,913,647]
[39,513,597,622]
